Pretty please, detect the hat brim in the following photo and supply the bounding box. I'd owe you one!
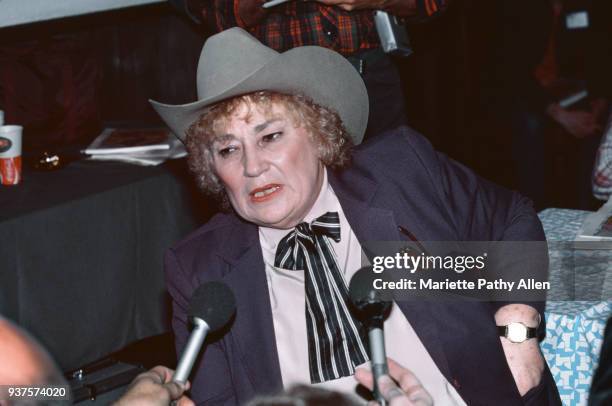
[149,46,368,145]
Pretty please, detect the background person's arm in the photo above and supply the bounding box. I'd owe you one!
[593,110,612,200]
[313,0,448,18]
[170,0,267,30]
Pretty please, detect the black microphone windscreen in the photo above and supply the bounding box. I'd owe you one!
[349,267,382,308]
[349,267,391,322]
[189,281,236,332]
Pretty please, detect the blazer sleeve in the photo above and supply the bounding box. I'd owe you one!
[165,249,237,404]
[394,128,548,319]
[436,140,547,319]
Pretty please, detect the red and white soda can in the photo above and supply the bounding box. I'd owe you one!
[0,125,23,186]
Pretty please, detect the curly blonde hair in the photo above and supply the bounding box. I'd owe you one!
[185,91,353,208]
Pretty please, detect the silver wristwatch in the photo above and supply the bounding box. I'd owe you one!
[497,322,537,343]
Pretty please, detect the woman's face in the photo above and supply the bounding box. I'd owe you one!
[210,101,324,229]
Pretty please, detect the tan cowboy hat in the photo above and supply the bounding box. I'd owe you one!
[149,27,368,145]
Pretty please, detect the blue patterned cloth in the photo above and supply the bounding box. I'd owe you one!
[539,208,612,406]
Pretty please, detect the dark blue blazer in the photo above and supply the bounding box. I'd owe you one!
[165,127,560,405]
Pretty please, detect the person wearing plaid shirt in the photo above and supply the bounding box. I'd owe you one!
[593,111,612,201]
[171,0,448,140]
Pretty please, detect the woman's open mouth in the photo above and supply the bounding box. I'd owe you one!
[250,184,282,202]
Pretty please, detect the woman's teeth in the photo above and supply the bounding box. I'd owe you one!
[254,186,278,198]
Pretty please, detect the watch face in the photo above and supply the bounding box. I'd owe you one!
[507,322,528,343]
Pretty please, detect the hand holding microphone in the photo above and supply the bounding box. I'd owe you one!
[349,267,432,406]
[113,282,234,406]
[113,366,194,406]
[349,266,393,405]
[355,358,433,406]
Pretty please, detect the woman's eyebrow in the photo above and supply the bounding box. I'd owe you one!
[213,118,284,141]
[253,118,283,133]
[212,134,235,145]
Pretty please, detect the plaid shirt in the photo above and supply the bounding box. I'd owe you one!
[185,0,447,56]
[593,110,612,201]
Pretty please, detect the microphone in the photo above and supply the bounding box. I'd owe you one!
[173,281,236,384]
[349,267,392,405]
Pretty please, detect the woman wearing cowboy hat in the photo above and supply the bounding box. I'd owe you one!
[151,28,560,405]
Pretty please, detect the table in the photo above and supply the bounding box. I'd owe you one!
[539,208,612,406]
[0,159,209,371]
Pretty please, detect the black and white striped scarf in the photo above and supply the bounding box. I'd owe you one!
[274,211,369,383]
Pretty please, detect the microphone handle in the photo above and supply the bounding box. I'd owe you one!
[173,318,210,384]
[368,326,389,406]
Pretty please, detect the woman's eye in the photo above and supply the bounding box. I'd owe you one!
[261,132,282,143]
[217,146,237,158]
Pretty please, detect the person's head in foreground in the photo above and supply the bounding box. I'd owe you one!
[0,318,68,406]
[150,27,368,224]
[0,318,66,403]
[0,317,193,406]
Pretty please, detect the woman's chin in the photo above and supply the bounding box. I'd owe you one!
[248,207,302,229]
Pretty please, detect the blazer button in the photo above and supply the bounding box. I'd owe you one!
[452,378,461,389]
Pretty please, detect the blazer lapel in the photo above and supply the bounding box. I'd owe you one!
[219,220,283,395]
[328,169,453,382]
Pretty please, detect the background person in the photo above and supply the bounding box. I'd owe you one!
[486,0,612,210]
[169,0,449,140]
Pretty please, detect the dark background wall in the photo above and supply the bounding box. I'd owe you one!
[0,3,204,149]
[0,0,598,209]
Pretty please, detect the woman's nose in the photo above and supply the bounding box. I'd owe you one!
[242,148,268,177]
